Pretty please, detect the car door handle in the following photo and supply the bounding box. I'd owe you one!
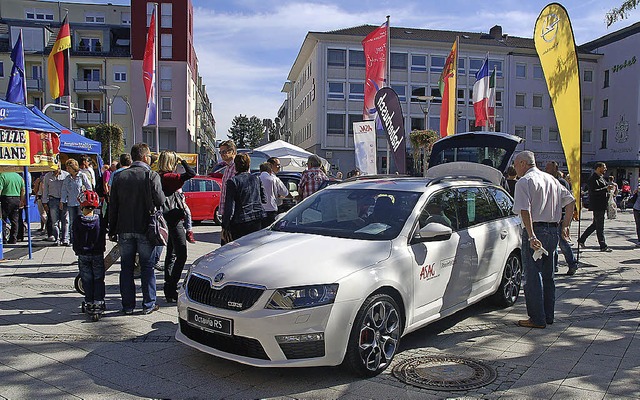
[500,230,508,239]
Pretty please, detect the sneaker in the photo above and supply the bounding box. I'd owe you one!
[600,247,613,252]
[142,304,160,315]
[53,241,60,247]
[567,266,578,276]
[186,231,196,244]
[47,236,56,242]
[517,319,546,329]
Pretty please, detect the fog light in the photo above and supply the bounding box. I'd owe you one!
[275,332,324,343]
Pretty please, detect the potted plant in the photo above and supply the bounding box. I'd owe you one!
[409,129,440,176]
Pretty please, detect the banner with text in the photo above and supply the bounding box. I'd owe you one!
[374,87,406,174]
[0,128,60,168]
[353,120,377,175]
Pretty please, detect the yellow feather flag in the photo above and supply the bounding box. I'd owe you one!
[534,3,582,211]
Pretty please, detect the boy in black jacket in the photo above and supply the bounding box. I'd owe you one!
[73,190,107,320]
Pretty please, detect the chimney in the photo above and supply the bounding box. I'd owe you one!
[489,25,503,39]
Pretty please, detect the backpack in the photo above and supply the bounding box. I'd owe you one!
[162,191,186,224]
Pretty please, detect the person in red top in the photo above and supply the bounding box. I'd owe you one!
[218,140,237,244]
[299,154,328,200]
[157,151,196,303]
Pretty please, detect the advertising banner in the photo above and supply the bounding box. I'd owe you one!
[353,120,377,175]
[534,3,582,210]
[0,128,60,169]
[374,87,406,174]
[362,22,388,121]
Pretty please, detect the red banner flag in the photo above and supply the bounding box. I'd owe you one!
[143,9,157,126]
[362,22,388,121]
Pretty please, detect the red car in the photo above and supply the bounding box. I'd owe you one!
[182,175,222,225]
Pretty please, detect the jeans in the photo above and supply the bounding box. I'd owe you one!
[1,196,20,243]
[67,205,80,243]
[48,198,69,243]
[522,225,559,326]
[118,233,160,311]
[78,254,105,303]
[164,222,187,298]
[556,225,577,270]
[579,210,607,249]
[634,209,640,241]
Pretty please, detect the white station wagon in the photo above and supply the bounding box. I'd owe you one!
[176,132,524,376]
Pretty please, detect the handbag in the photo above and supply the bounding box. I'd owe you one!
[145,171,169,246]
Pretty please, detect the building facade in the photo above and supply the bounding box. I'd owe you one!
[282,23,639,184]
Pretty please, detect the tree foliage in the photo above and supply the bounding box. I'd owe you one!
[85,123,124,162]
[409,129,440,176]
[228,114,264,148]
[606,0,639,26]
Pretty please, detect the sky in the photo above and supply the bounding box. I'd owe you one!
[46,0,639,139]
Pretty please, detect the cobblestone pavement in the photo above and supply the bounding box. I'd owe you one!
[0,211,639,399]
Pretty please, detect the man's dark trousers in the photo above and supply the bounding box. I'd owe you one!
[579,209,607,249]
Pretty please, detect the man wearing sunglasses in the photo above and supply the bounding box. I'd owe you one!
[218,140,237,245]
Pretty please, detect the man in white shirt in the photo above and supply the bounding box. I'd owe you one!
[259,157,289,227]
[79,154,95,189]
[513,151,575,329]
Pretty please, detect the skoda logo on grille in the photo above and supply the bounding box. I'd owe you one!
[213,273,224,283]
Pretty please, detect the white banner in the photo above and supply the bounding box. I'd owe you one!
[353,121,377,175]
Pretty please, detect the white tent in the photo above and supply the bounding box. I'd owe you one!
[255,140,330,172]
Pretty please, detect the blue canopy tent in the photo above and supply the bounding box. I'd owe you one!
[30,106,102,157]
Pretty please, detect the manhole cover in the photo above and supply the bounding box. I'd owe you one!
[392,355,497,391]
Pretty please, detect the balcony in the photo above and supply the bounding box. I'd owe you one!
[26,78,44,91]
[74,79,105,92]
[75,111,104,125]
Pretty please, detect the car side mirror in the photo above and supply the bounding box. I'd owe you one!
[411,222,452,244]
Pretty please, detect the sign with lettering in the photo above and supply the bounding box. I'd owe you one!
[0,128,60,168]
[374,87,406,174]
[353,120,377,175]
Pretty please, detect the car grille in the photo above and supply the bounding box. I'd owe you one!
[179,319,269,360]
[186,274,265,311]
[279,341,325,360]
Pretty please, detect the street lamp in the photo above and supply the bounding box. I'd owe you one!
[120,95,136,145]
[416,95,434,130]
[99,84,121,164]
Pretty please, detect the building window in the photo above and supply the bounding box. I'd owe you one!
[113,97,127,115]
[430,87,442,104]
[83,99,101,113]
[494,120,502,132]
[532,126,542,141]
[582,129,591,143]
[601,129,608,149]
[327,114,345,135]
[582,98,592,111]
[78,37,102,52]
[348,50,365,67]
[457,89,465,105]
[430,56,445,73]
[114,65,127,82]
[161,97,172,120]
[348,114,364,135]
[328,82,344,100]
[533,94,543,108]
[458,58,466,75]
[515,126,526,139]
[327,49,346,67]
[487,60,503,77]
[495,91,503,107]
[516,63,526,78]
[391,85,406,102]
[390,53,407,70]
[83,68,101,81]
[160,66,172,91]
[533,65,544,79]
[469,58,484,75]
[121,12,131,25]
[32,97,43,110]
[85,12,105,23]
[161,34,172,59]
[161,3,172,28]
[25,8,54,21]
[583,70,593,82]
[12,27,44,52]
[515,93,525,107]
[411,55,426,72]
[549,127,559,142]
[411,117,425,131]
[602,99,608,117]
[411,86,427,102]
[349,83,364,101]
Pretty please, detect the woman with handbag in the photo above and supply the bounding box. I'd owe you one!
[157,151,196,303]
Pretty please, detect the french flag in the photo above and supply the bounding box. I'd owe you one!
[473,58,490,127]
[143,9,157,126]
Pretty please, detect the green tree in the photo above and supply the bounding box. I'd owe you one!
[228,114,264,148]
[606,0,639,26]
[85,123,124,162]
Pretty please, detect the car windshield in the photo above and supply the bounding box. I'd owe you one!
[272,188,422,240]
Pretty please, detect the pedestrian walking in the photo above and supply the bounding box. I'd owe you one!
[61,159,91,245]
[42,167,70,245]
[218,140,237,245]
[578,162,614,252]
[79,154,96,190]
[109,143,165,315]
[513,151,575,329]
[299,154,328,200]
[260,158,289,228]
[0,172,25,244]
[545,161,578,275]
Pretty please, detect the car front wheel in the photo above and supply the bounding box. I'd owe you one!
[493,252,522,307]
[344,294,401,377]
[214,207,222,225]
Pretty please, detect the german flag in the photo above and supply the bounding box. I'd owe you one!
[47,16,71,100]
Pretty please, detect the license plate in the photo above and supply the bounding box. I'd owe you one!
[187,309,233,336]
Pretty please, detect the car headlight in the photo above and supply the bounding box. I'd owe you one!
[265,284,339,310]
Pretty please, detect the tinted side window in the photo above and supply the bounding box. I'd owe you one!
[211,180,221,191]
[419,189,459,230]
[203,180,214,192]
[485,186,514,216]
[182,180,193,192]
[455,187,499,228]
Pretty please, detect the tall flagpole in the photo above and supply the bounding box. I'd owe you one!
[485,52,490,132]
[454,36,459,135]
[154,2,160,153]
[385,15,390,174]
[64,11,72,129]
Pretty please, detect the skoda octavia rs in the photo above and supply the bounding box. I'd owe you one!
[176,133,524,377]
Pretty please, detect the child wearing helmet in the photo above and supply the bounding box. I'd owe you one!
[72,190,107,320]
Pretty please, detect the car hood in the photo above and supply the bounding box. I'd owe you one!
[191,230,392,288]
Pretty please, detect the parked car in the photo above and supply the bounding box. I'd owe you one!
[182,175,223,225]
[175,132,523,377]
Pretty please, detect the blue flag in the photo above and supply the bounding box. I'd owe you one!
[6,31,26,104]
